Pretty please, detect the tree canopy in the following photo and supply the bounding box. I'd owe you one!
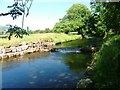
[53,4,91,37]
[0,0,33,40]
[88,1,120,38]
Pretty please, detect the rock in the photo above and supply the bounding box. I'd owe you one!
[27,48,36,53]
[50,48,56,52]
[6,53,15,58]
[19,52,24,56]
[27,42,33,48]
[10,46,17,53]
[16,47,22,52]
[0,54,8,59]
[19,45,28,51]
[4,48,12,53]
[77,78,93,88]
[43,49,49,52]
[1,40,55,60]
[15,52,21,56]
[84,66,94,77]
[4,45,11,48]
[0,47,5,54]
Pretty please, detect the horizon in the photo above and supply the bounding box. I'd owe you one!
[0,0,90,30]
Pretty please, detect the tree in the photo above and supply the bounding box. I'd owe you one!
[89,1,120,38]
[87,2,107,38]
[0,0,33,40]
[53,4,91,37]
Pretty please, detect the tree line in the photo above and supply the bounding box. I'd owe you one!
[52,1,120,39]
[0,0,119,40]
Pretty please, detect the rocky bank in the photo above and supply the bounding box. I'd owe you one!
[0,41,55,59]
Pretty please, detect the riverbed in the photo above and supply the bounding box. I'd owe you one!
[2,39,93,88]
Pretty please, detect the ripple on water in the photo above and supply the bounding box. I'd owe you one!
[53,79,57,82]
[49,79,53,82]
[39,71,44,74]
[64,76,69,79]
[58,80,62,83]
[32,76,37,79]
[29,81,35,85]
[58,73,66,77]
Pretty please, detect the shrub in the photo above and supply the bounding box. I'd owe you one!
[93,35,120,88]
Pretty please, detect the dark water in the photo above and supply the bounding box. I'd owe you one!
[2,39,93,88]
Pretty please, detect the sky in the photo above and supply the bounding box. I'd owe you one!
[0,0,91,30]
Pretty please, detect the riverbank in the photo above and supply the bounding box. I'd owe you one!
[77,35,120,88]
[0,33,82,59]
[0,33,82,46]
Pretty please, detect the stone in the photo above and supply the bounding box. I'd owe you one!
[15,52,21,56]
[19,45,28,51]
[19,52,24,56]
[4,48,12,53]
[27,42,33,47]
[4,45,11,48]
[6,53,15,58]
[10,46,17,53]
[16,47,22,52]
[0,54,8,59]
[43,49,49,52]
[0,41,55,60]
[77,78,93,88]
[0,47,5,54]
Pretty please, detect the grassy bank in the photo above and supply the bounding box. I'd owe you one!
[0,33,82,46]
[92,35,120,88]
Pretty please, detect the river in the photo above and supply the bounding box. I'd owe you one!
[2,39,95,88]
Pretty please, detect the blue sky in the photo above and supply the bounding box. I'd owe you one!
[0,0,90,30]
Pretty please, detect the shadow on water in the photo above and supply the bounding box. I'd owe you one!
[62,53,92,73]
[2,38,99,88]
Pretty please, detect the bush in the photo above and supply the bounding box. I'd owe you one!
[93,35,120,88]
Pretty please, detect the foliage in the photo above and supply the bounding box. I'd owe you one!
[89,1,120,38]
[0,0,33,40]
[0,0,33,20]
[92,35,120,88]
[6,25,29,40]
[102,2,120,34]
[53,4,91,36]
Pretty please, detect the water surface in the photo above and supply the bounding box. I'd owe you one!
[2,39,92,88]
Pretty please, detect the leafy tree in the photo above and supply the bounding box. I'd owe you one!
[89,1,120,38]
[6,24,29,40]
[87,2,107,38]
[53,4,91,36]
[0,0,33,40]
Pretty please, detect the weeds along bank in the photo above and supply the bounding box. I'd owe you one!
[0,33,82,59]
[77,35,120,88]
[92,35,120,88]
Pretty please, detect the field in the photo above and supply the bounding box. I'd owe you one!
[0,33,82,46]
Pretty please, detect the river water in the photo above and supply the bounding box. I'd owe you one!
[2,39,93,88]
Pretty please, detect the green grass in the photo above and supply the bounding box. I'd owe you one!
[92,35,120,88]
[0,33,82,46]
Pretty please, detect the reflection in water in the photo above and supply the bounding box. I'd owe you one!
[63,53,92,72]
[2,39,92,88]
